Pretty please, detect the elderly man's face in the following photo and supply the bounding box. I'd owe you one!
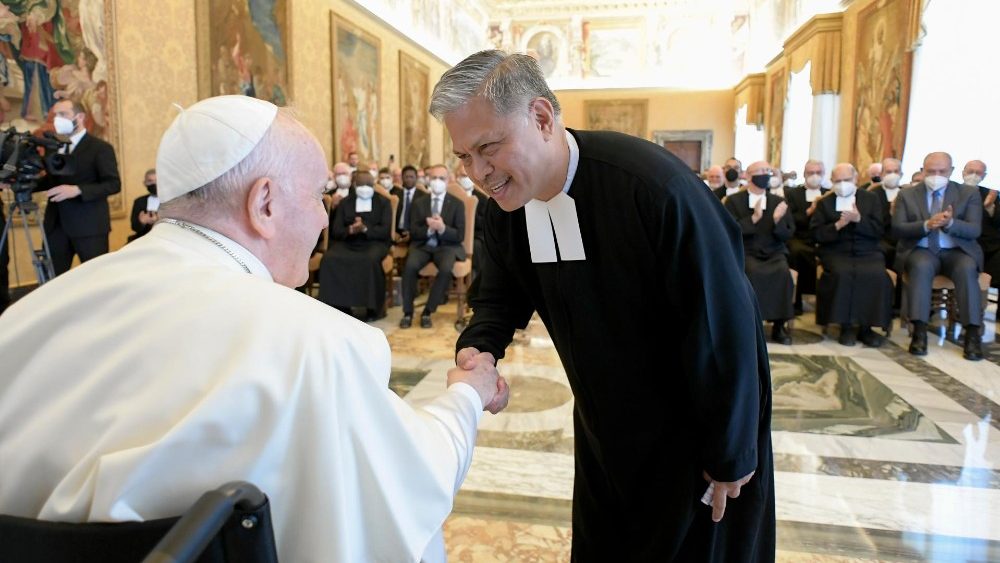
[705,167,724,187]
[445,95,556,211]
[882,160,901,175]
[831,165,856,184]
[804,162,824,178]
[332,163,351,177]
[923,154,953,179]
[964,161,987,177]
[276,138,330,287]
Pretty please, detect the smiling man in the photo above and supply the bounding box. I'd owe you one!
[432,50,775,562]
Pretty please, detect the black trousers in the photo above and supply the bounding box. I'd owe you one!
[904,248,982,326]
[47,226,109,276]
[402,244,461,315]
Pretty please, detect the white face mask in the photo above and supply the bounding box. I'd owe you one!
[379,178,393,189]
[54,115,76,135]
[325,179,335,192]
[334,174,351,189]
[369,169,378,178]
[925,175,949,192]
[768,176,783,189]
[355,185,374,200]
[458,176,474,191]
[805,173,823,189]
[964,173,984,187]
[833,181,857,198]
[428,178,447,195]
[882,172,901,189]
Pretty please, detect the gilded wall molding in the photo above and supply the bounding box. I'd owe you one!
[782,12,843,94]
[733,72,765,127]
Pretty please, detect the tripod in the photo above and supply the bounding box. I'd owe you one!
[0,192,55,286]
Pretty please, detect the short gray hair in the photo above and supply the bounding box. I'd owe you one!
[429,50,561,121]
[159,109,299,221]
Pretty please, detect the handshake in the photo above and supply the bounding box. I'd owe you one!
[449,347,510,414]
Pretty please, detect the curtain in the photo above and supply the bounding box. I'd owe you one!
[809,93,840,174]
[735,103,766,165]
[780,62,814,179]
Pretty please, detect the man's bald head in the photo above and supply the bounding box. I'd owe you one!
[746,160,773,177]
[924,152,954,179]
[881,158,902,175]
[964,160,987,177]
[706,165,724,188]
[332,162,351,175]
[867,162,882,178]
[831,163,858,183]
[804,159,825,177]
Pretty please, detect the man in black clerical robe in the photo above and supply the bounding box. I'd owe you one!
[434,51,774,563]
[784,160,829,314]
[811,164,893,347]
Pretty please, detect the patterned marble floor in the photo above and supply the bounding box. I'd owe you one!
[374,296,1000,562]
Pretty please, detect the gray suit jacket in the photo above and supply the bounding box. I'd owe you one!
[892,180,983,271]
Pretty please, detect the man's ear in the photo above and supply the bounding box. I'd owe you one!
[247,177,278,239]
[529,97,556,141]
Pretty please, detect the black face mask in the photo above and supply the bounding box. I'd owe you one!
[146,183,157,196]
[871,175,882,184]
[750,174,771,189]
[725,168,739,183]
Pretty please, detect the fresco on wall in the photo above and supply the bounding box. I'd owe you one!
[584,99,647,139]
[767,69,786,169]
[199,0,290,107]
[332,15,380,163]
[355,0,488,65]
[399,51,428,169]
[851,0,913,174]
[0,0,121,215]
[526,30,559,78]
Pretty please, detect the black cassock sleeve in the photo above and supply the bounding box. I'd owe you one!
[455,201,535,362]
[656,175,769,482]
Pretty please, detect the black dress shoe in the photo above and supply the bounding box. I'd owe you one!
[858,327,884,348]
[909,325,928,356]
[964,325,984,361]
[838,325,857,347]
[399,314,413,329]
[771,323,792,345]
[420,314,433,328]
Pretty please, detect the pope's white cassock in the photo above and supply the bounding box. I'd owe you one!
[0,96,483,563]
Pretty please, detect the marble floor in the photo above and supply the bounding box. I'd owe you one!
[371,295,1000,562]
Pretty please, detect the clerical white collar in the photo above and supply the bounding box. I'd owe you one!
[726,186,741,196]
[524,130,585,263]
[156,220,272,280]
[748,190,767,210]
[835,195,856,211]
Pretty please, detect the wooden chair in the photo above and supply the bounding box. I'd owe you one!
[900,272,992,339]
[418,183,478,330]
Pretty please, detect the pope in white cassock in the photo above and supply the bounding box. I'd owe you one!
[0,96,506,562]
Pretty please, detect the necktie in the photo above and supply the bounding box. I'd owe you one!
[928,190,942,254]
[427,197,441,248]
[432,196,441,216]
[401,191,411,229]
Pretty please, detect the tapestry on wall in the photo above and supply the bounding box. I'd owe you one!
[197,0,291,106]
[767,69,786,169]
[851,0,913,174]
[0,0,122,217]
[332,14,380,164]
[398,51,428,169]
[584,99,647,140]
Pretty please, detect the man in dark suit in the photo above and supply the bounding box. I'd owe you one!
[706,165,727,199]
[893,152,984,360]
[128,169,158,242]
[784,159,830,314]
[964,160,1000,294]
[400,163,465,329]
[35,99,121,275]
[390,165,426,241]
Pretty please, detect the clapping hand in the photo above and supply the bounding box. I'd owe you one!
[806,200,818,216]
[842,204,861,223]
[772,200,788,222]
[751,196,764,224]
[927,205,954,230]
[348,216,365,234]
[985,190,998,209]
[426,214,445,234]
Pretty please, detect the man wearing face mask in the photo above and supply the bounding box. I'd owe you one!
[32,99,120,275]
[860,162,883,191]
[329,161,353,208]
[784,160,830,315]
[319,171,393,321]
[724,161,796,345]
[893,152,984,361]
[705,165,726,199]
[722,157,744,195]
[377,167,395,192]
[400,164,465,329]
[965,160,1000,292]
[811,163,893,347]
[391,165,427,243]
[128,169,159,242]
[767,171,785,199]
[870,158,904,268]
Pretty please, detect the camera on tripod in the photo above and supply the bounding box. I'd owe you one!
[0,128,74,202]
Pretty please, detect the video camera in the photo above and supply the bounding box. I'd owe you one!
[0,128,74,203]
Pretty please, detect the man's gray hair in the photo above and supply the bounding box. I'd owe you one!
[804,159,825,171]
[159,109,299,221]
[429,50,561,121]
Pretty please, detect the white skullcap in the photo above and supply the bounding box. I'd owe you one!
[156,95,279,202]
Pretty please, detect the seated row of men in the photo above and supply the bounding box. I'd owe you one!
[314,162,488,328]
[716,152,988,362]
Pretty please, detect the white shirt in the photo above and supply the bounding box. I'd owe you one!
[748,191,767,210]
[804,188,822,202]
[0,222,483,562]
[145,195,160,212]
[726,186,741,197]
[355,196,373,213]
[524,130,585,262]
[883,186,900,202]
[61,128,87,154]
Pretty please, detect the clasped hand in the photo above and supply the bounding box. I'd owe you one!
[348,216,366,234]
[426,215,445,234]
[836,204,861,228]
[927,205,954,230]
[454,347,509,414]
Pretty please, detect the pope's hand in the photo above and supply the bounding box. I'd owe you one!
[703,470,755,523]
[455,347,508,414]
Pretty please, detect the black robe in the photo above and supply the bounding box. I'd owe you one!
[811,190,893,328]
[318,193,392,311]
[456,129,775,562]
[870,185,900,269]
[724,191,796,322]
[784,185,829,302]
[978,186,1000,287]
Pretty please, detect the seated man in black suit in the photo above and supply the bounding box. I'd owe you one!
[893,152,984,360]
[812,163,892,347]
[724,160,796,344]
[400,164,465,329]
[785,159,830,314]
[35,99,121,275]
[128,169,159,242]
[965,160,1000,290]
[390,165,426,244]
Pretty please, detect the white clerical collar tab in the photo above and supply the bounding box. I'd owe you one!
[835,195,856,211]
[525,192,586,263]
